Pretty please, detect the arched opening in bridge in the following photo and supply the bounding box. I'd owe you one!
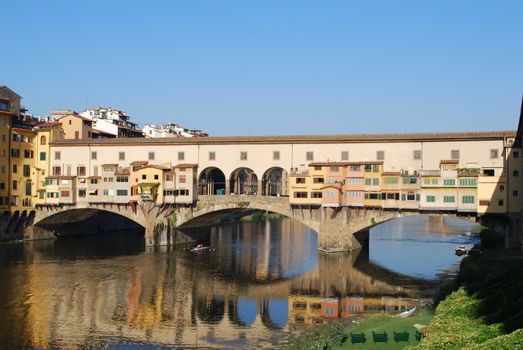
[229,167,258,195]
[261,167,288,196]
[198,167,226,195]
[33,208,145,241]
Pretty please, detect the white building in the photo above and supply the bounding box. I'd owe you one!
[143,123,208,138]
[80,107,143,138]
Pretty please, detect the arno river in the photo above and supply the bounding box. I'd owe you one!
[0,216,479,349]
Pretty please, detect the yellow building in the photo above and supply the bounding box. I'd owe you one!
[363,162,383,207]
[10,127,37,210]
[136,164,171,204]
[34,122,64,205]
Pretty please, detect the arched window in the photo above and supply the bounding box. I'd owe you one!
[40,135,46,145]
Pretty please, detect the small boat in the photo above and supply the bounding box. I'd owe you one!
[455,245,468,256]
[394,307,416,318]
[190,245,210,252]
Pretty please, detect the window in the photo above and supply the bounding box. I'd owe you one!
[314,166,322,171]
[148,152,155,160]
[296,178,306,184]
[306,152,314,161]
[116,176,128,182]
[77,166,86,176]
[40,135,46,145]
[376,151,385,160]
[482,169,495,176]
[311,192,322,198]
[413,150,422,160]
[23,165,30,177]
[142,174,146,180]
[179,176,186,183]
[293,192,308,198]
[498,200,504,206]
[12,181,17,190]
[240,151,247,160]
[372,164,380,172]
[443,196,455,203]
[119,152,125,161]
[365,178,372,186]
[40,152,46,161]
[341,151,349,161]
[178,152,184,161]
[0,100,10,111]
[91,151,97,160]
[0,183,4,190]
[426,195,436,203]
[93,166,99,176]
[384,177,398,184]
[117,190,128,196]
[273,151,280,160]
[12,164,17,173]
[348,178,362,184]
[154,174,159,180]
[313,177,324,184]
[513,170,519,177]
[209,151,215,160]
[513,151,520,158]
[372,178,379,186]
[326,191,336,198]
[349,165,360,171]
[513,190,518,197]
[11,149,20,158]
[402,177,417,184]
[490,149,498,159]
[330,166,339,172]
[459,178,477,187]
[52,166,61,176]
[55,151,61,160]
[451,150,460,160]
[443,179,456,186]
[462,196,475,204]
[61,190,70,198]
[500,185,505,191]
[90,179,98,184]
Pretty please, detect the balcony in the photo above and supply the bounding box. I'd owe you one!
[420,170,440,177]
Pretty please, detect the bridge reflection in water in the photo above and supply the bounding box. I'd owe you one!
[0,218,445,349]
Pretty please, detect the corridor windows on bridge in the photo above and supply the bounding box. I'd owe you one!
[306,151,314,161]
[273,151,280,160]
[341,151,349,161]
[119,152,125,161]
[413,150,422,160]
[91,151,97,160]
[240,151,247,160]
[490,149,499,159]
[451,150,460,160]
[376,150,385,161]
[55,151,61,160]
[208,151,216,160]
[148,152,155,160]
[178,151,185,161]
[294,192,308,198]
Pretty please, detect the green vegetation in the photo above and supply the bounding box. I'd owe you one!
[283,310,433,350]
[409,227,523,349]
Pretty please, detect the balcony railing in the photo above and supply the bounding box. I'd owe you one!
[420,170,441,177]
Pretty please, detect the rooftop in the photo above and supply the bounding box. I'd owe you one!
[50,130,516,146]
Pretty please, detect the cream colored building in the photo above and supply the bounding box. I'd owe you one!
[44,131,522,215]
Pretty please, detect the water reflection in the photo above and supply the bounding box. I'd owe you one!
[0,217,471,349]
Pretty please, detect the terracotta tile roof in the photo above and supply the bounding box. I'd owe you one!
[57,114,93,122]
[138,164,170,171]
[309,162,348,166]
[50,130,517,146]
[174,163,198,168]
[440,160,460,164]
[130,160,148,166]
[381,171,401,175]
[101,163,118,167]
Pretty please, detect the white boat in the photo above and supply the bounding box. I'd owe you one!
[394,307,416,318]
[190,246,210,252]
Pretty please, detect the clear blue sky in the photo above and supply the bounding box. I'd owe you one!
[2,1,522,136]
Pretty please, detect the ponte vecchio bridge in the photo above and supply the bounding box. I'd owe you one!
[13,127,522,251]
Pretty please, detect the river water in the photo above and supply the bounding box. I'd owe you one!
[0,216,479,349]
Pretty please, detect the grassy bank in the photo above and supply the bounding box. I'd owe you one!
[283,309,434,350]
[408,227,523,349]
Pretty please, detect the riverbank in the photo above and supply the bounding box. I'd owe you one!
[407,227,523,349]
[282,309,434,350]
